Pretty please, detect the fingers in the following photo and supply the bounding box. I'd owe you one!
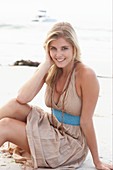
[96,162,113,170]
[108,165,113,170]
[104,163,113,170]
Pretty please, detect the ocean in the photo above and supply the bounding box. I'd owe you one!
[0,19,112,77]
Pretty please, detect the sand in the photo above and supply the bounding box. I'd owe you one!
[0,66,112,170]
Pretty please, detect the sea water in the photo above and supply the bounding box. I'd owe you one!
[0,20,112,77]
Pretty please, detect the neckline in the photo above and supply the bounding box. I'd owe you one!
[52,66,76,106]
[51,63,76,135]
[55,70,72,95]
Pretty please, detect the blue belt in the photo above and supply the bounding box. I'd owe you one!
[52,108,80,125]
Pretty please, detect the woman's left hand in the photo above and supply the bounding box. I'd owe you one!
[95,160,113,170]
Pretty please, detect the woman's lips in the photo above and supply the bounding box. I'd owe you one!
[56,58,65,62]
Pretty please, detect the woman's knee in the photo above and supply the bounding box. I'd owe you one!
[7,98,28,116]
[1,98,31,122]
[0,117,13,129]
[0,117,10,126]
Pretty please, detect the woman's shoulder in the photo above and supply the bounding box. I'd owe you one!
[75,62,99,97]
[75,62,97,79]
[75,62,99,88]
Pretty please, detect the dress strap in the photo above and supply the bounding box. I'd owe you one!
[51,62,76,135]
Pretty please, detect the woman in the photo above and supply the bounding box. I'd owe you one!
[0,22,112,169]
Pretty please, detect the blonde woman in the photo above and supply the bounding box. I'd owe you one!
[0,22,112,170]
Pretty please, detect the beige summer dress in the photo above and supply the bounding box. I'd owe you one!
[26,67,88,169]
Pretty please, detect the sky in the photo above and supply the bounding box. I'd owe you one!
[0,0,112,25]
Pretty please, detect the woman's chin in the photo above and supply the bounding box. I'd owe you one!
[56,63,66,68]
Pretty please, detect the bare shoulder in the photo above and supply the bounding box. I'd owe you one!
[75,62,99,93]
[75,62,97,81]
[75,62,99,99]
[74,62,99,100]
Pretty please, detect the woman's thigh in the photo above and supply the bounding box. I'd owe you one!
[0,117,30,153]
[0,98,32,122]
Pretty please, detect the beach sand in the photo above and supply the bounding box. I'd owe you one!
[0,66,112,170]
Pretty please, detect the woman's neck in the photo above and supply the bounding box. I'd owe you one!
[62,61,74,77]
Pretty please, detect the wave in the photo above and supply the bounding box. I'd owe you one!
[75,26,112,32]
[0,23,26,29]
[0,22,112,32]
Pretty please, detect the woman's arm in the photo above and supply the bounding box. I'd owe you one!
[79,67,112,170]
[16,62,49,104]
[17,50,54,104]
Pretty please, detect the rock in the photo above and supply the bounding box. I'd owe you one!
[0,164,7,166]
[13,60,40,67]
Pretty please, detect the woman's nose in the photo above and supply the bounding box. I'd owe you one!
[56,49,62,57]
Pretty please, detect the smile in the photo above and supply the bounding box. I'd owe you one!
[56,58,65,62]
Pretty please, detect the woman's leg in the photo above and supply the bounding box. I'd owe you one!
[0,117,30,153]
[0,98,31,122]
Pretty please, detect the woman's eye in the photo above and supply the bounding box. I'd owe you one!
[62,47,68,50]
[50,47,56,50]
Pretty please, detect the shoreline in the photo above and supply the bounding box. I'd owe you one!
[0,64,112,79]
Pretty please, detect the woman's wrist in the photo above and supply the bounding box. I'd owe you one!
[35,61,52,75]
[44,58,54,68]
[93,158,101,167]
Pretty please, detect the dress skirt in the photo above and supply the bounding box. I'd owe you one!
[26,106,88,169]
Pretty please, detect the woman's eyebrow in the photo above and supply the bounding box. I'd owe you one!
[62,45,69,47]
[50,45,56,47]
[50,45,69,48]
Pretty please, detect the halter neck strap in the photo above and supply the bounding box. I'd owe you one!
[51,62,77,135]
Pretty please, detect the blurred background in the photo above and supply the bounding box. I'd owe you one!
[0,0,112,76]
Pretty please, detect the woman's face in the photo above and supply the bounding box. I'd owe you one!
[49,37,74,68]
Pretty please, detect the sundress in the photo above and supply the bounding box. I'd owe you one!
[26,67,88,169]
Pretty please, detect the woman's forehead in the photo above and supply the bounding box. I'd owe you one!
[50,37,71,46]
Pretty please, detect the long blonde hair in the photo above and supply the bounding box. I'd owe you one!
[44,22,81,87]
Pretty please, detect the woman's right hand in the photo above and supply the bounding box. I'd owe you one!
[44,45,54,67]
